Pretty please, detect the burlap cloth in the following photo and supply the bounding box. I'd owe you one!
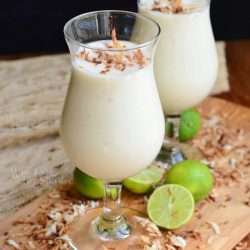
[0,42,229,219]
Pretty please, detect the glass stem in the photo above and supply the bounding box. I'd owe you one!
[164,114,181,145]
[93,182,131,240]
[102,183,122,222]
[161,115,186,164]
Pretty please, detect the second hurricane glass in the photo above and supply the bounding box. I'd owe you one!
[60,11,164,249]
[138,0,218,165]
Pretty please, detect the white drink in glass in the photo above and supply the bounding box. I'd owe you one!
[60,40,165,182]
[61,11,164,245]
[139,0,218,114]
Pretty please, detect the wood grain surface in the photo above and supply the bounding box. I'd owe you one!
[0,97,249,250]
[216,40,250,107]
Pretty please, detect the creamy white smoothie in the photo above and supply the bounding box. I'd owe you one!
[139,0,218,114]
[60,40,165,182]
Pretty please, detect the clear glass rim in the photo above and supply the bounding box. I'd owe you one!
[64,10,161,52]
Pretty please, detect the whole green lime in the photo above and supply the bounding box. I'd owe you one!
[179,108,201,142]
[73,167,104,199]
[165,160,213,202]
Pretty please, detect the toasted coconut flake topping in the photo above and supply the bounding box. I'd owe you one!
[150,0,198,14]
[111,27,123,49]
[76,27,148,74]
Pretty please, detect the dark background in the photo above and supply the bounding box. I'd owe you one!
[1,0,250,55]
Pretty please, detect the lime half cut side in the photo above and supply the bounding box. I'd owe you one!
[147,184,195,230]
[123,165,165,194]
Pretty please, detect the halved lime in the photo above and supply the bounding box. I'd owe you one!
[147,184,194,230]
[165,160,213,202]
[73,167,104,199]
[179,108,201,142]
[123,165,165,194]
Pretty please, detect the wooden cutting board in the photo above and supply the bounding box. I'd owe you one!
[0,97,250,250]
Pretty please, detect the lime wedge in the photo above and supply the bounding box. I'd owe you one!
[73,167,104,199]
[147,184,194,230]
[123,165,165,194]
[179,108,201,142]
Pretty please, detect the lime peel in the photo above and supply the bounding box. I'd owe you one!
[73,167,104,199]
[179,108,201,142]
[165,160,213,202]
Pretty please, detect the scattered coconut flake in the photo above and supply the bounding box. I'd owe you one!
[143,195,149,202]
[48,191,61,199]
[45,222,57,237]
[63,213,76,223]
[148,239,162,250]
[6,239,21,249]
[132,215,148,223]
[59,243,69,249]
[48,211,62,220]
[198,243,207,249]
[147,222,162,237]
[229,158,237,169]
[210,189,219,198]
[228,182,235,188]
[208,116,219,126]
[209,160,216,168]
[48,240,53,245]
[56,235,78,250]
[170,235,187,248]
[27,241,36,249]
[73,203,88,216]
[63,203,88,222]
[237,129,244,140]
[141,235,151,245]
[224,144,233,151]
[207,236,216,245]
[132,216,162,237]
[55,234,72,242]
[206,221,221,234]
[164,243,177,250]
[90,200,100,209]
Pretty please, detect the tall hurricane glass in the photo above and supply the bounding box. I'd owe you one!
[60,11,164,248]
[138,0,218,164]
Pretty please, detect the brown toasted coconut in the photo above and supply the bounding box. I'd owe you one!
[111,27,122,49]
[76,32,148,74]
[151,0,196,14]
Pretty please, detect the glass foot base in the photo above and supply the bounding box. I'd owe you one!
[92,213,132,241]
[68,208,161,250]
[157,143,204,167]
